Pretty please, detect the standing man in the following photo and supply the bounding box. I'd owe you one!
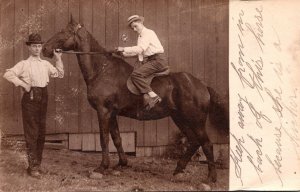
[3,33,64,179]
[117,15,169,109]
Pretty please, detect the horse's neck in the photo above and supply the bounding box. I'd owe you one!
[76,32,133,85]
[76,33,106,83]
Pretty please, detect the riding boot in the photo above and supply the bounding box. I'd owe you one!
[143,94,162,110]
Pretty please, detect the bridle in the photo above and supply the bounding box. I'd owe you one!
[59,24,118,55]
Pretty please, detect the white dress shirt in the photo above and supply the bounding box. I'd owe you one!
[123,27,164,61]
[3,56,64,87]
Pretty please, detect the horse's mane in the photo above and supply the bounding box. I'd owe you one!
[86,31,134,75]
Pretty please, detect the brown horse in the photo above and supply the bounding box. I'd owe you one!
[42,16,228,183]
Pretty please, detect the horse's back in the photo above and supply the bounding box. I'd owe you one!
[151,72,210,110]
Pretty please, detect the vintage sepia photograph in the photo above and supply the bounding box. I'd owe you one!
[0,0,229,191]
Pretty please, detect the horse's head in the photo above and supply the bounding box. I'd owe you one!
[42,15,87,58]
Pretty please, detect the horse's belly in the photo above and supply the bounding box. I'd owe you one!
[119,107,170,121]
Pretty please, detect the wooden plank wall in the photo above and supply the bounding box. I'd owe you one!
[0,0,229,146]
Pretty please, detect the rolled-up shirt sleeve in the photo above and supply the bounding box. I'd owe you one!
[123,31,152,55]
[48,60,64,78]
[3,61,28,87]
[123,45,143,56]
[123,29,162,58]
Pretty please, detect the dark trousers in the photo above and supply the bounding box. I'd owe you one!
[21,87,48,170]
[131,54,168,94]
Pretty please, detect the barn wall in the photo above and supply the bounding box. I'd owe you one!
[0,0,229,146]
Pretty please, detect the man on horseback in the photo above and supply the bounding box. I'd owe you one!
[117,15,169,109]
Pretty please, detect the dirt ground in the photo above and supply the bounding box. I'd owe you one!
[0,142,228,191]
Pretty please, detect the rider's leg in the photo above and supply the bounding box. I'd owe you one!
[131,60,165,108]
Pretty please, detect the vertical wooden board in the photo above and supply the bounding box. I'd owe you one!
[168,0,180,72]
[132,120,144,146]
[134,0,143,16]
[143,0,156,28]
[82,133,96,151]
[156,118,169,146]
[91,0,106,133]
[154,0,169,61]
[143,120,157,146]
[28,0,42,33]
[168,0,192,73]
[92,0,106,46]
[191,0,205,81]
[121,132,136,152]
[95,133,101,151]
[216,0,229,96]
[144,147,153,157]
[69,133,82,150]
[178,0,192,73]
[67,0,80,133]
[152,146,160,156]
[0,1,2,136]
[41,0,56,134]
[105,0,119,50]
[203,0,217,89]
[78,0,93,133]
[118,117,132,132]
[136,146,145,157]
[0,93,5,136]
[0,0,16,135]
[92,110,99,133]
[159,146,167,156]
[54,0,69,133]
[14,0,29,135]
[168,117,180,144]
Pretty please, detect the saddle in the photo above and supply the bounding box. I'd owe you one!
[127,66,170,95]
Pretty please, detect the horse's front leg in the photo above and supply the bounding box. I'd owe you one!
[94,107,111,174]
[109,116,128,168]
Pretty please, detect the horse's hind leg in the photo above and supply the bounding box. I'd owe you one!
[201,139,217,183]
[109,116,128,167]
[189,119,217,183]
[172,113,217,183]
[171,114,201,175]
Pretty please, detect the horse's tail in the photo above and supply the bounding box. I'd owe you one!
[207,87,229,134]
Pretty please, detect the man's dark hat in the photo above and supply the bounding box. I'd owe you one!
[26,33,44,45]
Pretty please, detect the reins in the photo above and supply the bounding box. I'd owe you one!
[57,50,112,55]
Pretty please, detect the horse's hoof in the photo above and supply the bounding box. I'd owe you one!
[173,168,184,176]
[205,175,217,183]
[93,166,109,175]
[113,163,130,171]
[172,172,186,182]
[89,171,103,180]
[111,170,121,176]
[118,159,128,167]
[200,183,212,191]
